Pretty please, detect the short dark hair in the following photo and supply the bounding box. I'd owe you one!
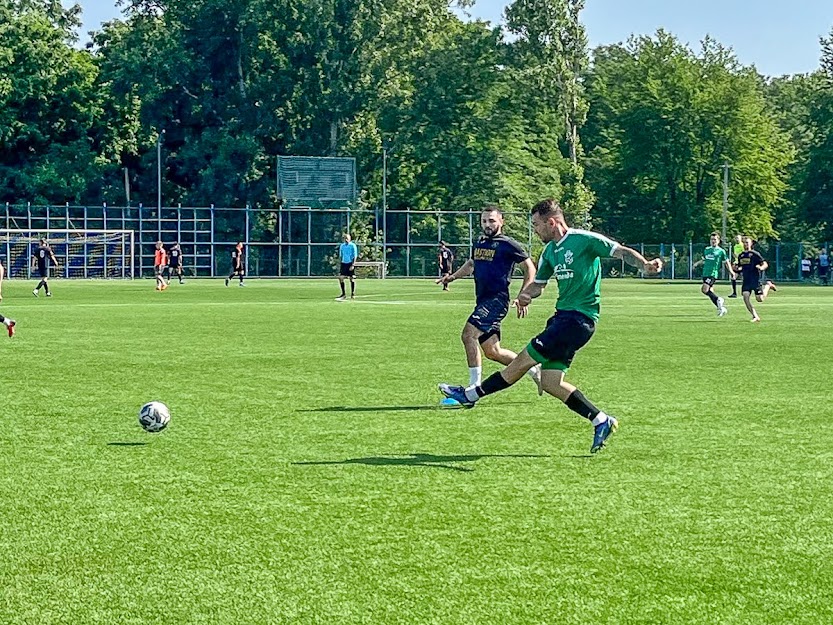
[481,204,503,216]
[531,199,564,218]
[711,232,720,238]
[440,240,447,247]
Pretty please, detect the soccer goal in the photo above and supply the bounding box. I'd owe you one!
[0,229,135,279]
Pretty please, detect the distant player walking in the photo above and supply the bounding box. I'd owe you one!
[438,242,454,291]
[154,241,168,291]
[32,238,58,297]
[819,250,829,286]
[729,234,744,298]
[437,206,541,390]
[737,237,776,322]
[336,233,358,300]
[439,199,662,454]
[699,232,735,316]
[168,242,184,284]
[225,242,245,287]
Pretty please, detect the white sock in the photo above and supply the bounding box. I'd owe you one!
[1,318,10,327]
[464,385,480,403]
[591,412,608,427]
[468,366,482,386]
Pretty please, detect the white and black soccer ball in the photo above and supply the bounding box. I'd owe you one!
[139,401,170,433]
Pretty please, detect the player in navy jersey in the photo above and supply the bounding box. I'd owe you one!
[31,239,58,297]
[436,206,541,390]
[225,242,245,287]
[167,243,184,284]
[737,237,776,322]
[437,242,454,291]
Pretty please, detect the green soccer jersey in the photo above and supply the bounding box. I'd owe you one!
[534,228,618,322]
[702,246,728,278]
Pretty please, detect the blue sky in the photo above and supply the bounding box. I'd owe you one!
[69,0,831,76]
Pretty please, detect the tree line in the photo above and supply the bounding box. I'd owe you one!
[1,0,832,243]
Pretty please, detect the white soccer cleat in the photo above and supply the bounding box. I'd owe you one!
[32,289,38,297]
[529,365,544,396]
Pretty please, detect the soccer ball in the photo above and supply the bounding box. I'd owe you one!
[139,401,170,433]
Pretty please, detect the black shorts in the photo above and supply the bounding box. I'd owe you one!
[340,263,355,277]
[820,266,829,277]
[169,262,181,270]
[37,266,47,278]
[154,265,166,277]
[702,276,717,287]
[467,297,509,343]
[527,310,596,371]
[802,270,811,280]
[742,279,763,295]
[439,263,452,275]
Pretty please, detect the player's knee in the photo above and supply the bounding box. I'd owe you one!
[481,342,501,361]
[756,295,763,302]
[701,285,709,294]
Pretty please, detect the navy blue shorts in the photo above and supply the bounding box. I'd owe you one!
[527,310,596,371]
[467,297,509,343]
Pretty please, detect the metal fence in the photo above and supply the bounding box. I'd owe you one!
[1,204,829,280]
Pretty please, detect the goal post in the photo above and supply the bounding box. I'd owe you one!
[0,229,135,279]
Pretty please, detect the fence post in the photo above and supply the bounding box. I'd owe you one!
[210,204,215,278]
[406,209,411,277]
[671,243,676,279]
[640,243,645,278]
[689,242,693,279]
[659,243,665,279]
[138,204,143,278]
[775,243,781,281]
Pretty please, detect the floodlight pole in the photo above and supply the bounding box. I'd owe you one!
[157,129,166,213]
[382,143,387,273]
[722,162,729,243]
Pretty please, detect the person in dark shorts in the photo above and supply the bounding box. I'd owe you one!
[436,206,540,390]
[439,199,662,454]
[336,233,358,300]
[819,250,829,286]
[737,237,776,322]
[167,242,184,284]
[698,232,735,317]
[437,242,454,291]
[31,238,58,297]
[225,242,245,287]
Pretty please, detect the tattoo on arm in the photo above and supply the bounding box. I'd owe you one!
[615,246,649,269]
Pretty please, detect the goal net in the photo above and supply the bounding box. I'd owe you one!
[0,229,135,279]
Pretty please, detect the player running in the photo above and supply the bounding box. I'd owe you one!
[154,241,169,291]
[31,238,58,297]
[737,237,776,322]
[698,232,735,316]
[438,241,454,291]
[225,242,245,287]
[167,242,184,284]
[439,199,662,454]
[437,206,541,390]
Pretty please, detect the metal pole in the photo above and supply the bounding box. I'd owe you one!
[382,145,387,277]
[722,162,728,243]
[157,130,165,213]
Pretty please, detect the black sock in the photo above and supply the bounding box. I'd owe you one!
[340,284,346,296]
[350,281,355,296]
[476,371,512,398]
[564,389,601,421]
[0,314,5,323]
[706,290,719,306]
[731,279,737,294]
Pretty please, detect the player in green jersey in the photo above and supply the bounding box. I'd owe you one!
[439,199,662,453]
[697,232,736,317]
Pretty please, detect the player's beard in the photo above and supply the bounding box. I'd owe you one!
[482,225,500,237]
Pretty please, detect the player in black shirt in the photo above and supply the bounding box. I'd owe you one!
[436,206,541,391]
[167,243,184,284]
[225,242,245,287]
[737,237,776,322]
[31,238,58,297]
[437,242,454,291]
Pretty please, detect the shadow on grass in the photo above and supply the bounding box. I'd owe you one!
[303,402,535,413]
[107,442,148,447]
[293,453,550,472]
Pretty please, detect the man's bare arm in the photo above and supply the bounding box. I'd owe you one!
[612,245,663,274]
[437,258,474,284]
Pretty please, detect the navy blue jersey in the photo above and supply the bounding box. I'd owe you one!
[737,249,765,282]
[169,248,181,266]
[439,247,454,264]
[471,234,528,304]
[33,245,52,269]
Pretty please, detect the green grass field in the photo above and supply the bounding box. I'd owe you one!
[1,278,832,624]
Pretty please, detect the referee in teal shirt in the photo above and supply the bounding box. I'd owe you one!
[337,233,358,300]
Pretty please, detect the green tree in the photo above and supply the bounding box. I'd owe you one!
[585,32,793,242]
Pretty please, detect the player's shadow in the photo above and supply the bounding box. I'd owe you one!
[303,402,535,413]
[293,453,549,472]
[107,442,148,446]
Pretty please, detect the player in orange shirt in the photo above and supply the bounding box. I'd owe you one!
[154,241,169,291]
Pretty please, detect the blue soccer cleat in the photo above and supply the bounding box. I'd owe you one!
[591,416,619,453]
[438,383,476,408]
